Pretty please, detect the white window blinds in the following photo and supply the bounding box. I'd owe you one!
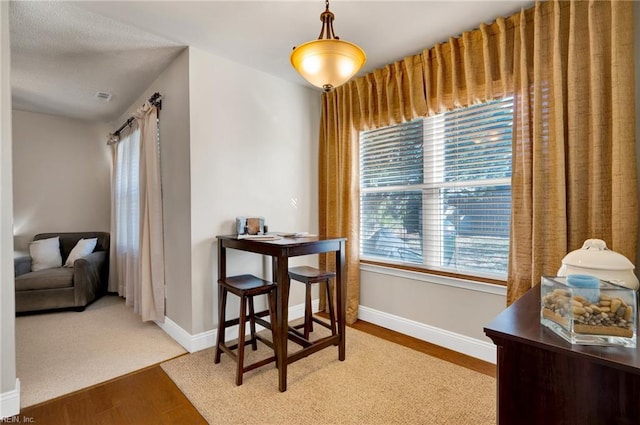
[360,97,513,279]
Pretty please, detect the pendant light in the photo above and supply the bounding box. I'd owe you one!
[290,0,366,93]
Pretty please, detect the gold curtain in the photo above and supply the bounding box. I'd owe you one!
[318,88,360,324]
[319,0,637,319]
[508,0,637,304]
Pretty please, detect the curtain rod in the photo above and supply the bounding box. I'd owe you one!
[112,92,163,137]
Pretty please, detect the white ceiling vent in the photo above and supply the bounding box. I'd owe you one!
[95,91,112,102]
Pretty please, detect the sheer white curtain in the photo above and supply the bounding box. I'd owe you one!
[109,102,165,322]
[109,123,140,299]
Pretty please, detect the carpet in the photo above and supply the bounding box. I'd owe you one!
[161,326,496,425]
[16,295,187,408]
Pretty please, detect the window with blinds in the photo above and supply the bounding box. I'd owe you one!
[360,97,513,280]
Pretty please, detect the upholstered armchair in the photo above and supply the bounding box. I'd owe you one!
[14,232,110,314]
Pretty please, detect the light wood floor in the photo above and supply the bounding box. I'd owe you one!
[19,319,496,424]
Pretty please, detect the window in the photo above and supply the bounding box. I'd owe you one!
[114,126,141,255]
[360,97,513,280]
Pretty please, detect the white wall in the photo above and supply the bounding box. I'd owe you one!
[0,0,18,418]
[11,111,110,251]
[359,265,506,361]
[188,46,320,334]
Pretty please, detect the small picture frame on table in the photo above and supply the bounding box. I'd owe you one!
[236,216,265,235]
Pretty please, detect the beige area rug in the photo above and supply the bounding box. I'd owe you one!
[161,326,496,425]
[16,295,186,407]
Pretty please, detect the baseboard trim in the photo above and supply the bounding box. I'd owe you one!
[358,305,497,364]
[157,302,495,363]
[0,378,20,419]
[155,317,207,353]
[156,301,313,353]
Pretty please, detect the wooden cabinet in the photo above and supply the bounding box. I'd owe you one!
[484,286,640,425]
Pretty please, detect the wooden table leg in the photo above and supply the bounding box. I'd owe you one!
[275,254,290,392]
[336,240,346,361]
[215,239,227,362]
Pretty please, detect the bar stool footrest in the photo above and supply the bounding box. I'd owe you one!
[254,333,275,350]
[254,316,273,331]
[311,316,334,330]
[242,356,277,373]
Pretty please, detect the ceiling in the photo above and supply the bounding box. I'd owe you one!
[9,0,534,123]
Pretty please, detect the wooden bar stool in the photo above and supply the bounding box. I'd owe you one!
[288,266,337,339]
[214,274,277,386]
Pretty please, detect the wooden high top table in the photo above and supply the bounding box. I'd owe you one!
[484,285,640,424]
[216,234,347,392]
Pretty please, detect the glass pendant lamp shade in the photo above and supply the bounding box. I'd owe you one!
[291,39,365,92]
[290,1,366,92]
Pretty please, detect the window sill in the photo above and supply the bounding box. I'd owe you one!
[359,262,507,296]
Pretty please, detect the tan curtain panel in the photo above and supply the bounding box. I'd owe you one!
[319,89,361,324]
[319,0,637,317]
[135,103,166,322]
[508,0,637,304]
